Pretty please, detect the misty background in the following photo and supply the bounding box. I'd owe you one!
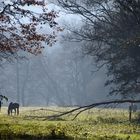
[1,1,120,107]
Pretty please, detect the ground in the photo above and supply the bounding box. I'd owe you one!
[0,107,140,139]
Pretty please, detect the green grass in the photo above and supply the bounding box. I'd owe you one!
[0,107,140,139]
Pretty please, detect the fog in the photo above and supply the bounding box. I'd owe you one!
[1,1,119,107]
[0,41,110,106]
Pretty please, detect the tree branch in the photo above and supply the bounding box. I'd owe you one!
[47,99,140,120]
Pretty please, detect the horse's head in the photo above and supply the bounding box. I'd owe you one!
[10,102,13,105]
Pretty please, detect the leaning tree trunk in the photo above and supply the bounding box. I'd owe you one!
[47,99,140,121]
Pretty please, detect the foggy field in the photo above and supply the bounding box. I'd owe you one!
[1,0,140,139]
[0,107,140,140]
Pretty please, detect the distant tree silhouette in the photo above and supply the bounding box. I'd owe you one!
[0,95,8,112]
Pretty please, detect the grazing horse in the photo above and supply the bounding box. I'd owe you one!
[8,102,19,115]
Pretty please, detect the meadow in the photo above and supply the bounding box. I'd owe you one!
[0,107,140,140]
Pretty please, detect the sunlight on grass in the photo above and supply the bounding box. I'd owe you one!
[0,107,140,139]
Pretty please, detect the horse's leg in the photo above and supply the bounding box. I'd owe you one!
[17,107,19,115]
[14,109,16,115]
[0,102,1,112]
[8,109,11,115]
[8,109,10,115]
[10,109,12,116]
[15,108,17,115]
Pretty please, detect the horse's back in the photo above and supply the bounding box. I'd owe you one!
[8,102,19,109]
[13,103,19,108]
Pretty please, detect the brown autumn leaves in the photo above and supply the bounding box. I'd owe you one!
[0,0,63,59]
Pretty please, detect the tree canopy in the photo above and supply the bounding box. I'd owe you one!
[57,0,140,98]
[0,0,62,61]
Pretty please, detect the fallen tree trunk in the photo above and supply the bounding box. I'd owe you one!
[47,99,140,120]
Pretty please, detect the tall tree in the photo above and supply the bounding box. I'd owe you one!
[57,0,140,98]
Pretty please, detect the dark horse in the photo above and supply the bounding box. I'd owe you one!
[8,102,19,115]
